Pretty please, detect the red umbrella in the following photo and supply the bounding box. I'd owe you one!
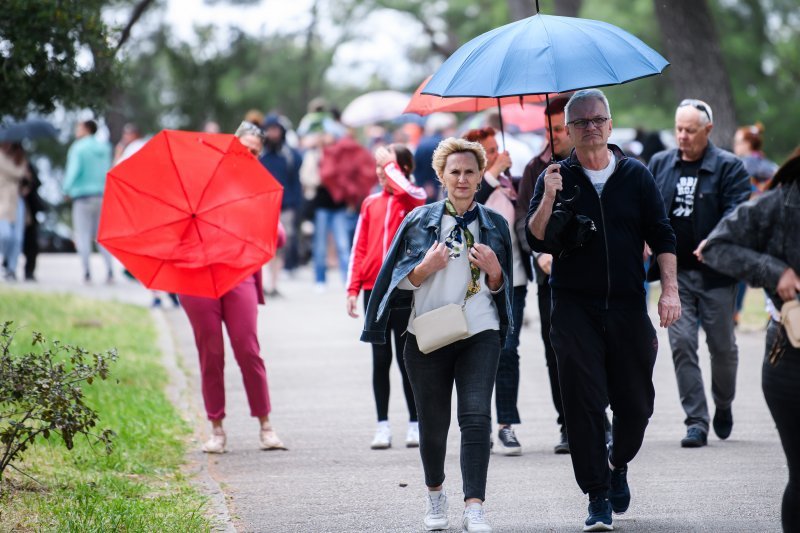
[496,103,546,132]
[404,76,547,115]
[98,130,283,299]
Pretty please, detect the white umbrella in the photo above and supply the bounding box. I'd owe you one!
[340,90,411,127]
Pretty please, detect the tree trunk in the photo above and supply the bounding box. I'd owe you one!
[507,0,534,20]
[654,0,737,148]
[553,0,582,17]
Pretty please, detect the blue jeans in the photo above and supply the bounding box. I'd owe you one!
[403,329,501,501]
[312,207,355,284]
[495,284,527,425]
[0,197,25,275]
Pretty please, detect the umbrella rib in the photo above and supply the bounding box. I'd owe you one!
[194,137,239,211]
[107,171,192,215]
[195,190,278,216]
[163,133,201,213]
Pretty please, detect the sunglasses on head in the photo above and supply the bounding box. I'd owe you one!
[679,99,712,122]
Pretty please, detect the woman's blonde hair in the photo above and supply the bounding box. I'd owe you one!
[431,137,488,185]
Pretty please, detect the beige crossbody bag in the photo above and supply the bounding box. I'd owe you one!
[412,297,470,354]
[781,298,800,349]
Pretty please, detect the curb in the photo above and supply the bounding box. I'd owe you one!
[152,308,236,533]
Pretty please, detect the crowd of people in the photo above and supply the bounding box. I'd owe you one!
[1,89,797,532]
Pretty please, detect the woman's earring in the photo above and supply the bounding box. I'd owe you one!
[476,182,482,191]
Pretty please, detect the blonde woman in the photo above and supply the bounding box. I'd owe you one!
[362,138,513,532]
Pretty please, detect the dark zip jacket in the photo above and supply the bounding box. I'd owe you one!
[525,144,675,307]
[647,141,749,287]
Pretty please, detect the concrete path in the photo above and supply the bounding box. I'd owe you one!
[11,254,785,532]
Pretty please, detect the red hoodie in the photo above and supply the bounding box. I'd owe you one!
[346,162,427,296]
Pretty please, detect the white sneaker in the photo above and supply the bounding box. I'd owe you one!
[462,503,492,532]
[406,422,419,448]
[370,422,392,449]
[424,490,449,531]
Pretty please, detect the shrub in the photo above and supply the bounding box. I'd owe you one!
[0,321,117,483]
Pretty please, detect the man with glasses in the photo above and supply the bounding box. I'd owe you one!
[648,99,750,449]
[526,89,680,531]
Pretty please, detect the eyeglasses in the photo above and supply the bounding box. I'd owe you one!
[678,99,712,123]
[567,117,609,129]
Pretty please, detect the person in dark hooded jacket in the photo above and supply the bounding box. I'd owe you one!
[260,114,303,294]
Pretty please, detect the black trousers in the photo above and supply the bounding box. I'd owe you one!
[363,290,416,422]
[23,222,39,279]
[537,282,565,430]
[763,321,800,533]
[550,295,657,495]
[404,330,500,501]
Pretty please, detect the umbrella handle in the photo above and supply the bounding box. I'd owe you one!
[546,93,556,164]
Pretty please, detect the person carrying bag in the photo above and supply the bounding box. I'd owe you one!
[361,138,513,533]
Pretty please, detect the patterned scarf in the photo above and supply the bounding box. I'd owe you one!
[444,199,481,301]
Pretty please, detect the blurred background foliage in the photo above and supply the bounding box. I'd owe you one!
[2,0,799,161]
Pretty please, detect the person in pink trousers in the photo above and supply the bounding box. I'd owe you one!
[180,121,287,453]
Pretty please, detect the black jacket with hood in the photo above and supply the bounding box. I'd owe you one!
[526,144,676,307]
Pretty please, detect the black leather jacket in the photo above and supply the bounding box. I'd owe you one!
[647,141,750,286]
[703,182,800,307]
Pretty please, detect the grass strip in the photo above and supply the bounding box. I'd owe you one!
[0,288,211,532]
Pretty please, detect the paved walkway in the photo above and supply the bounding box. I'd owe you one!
[11,254,785,532]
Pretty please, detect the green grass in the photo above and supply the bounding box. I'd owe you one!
[0,288,211,532]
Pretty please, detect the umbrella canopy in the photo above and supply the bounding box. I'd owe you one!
[404,76,546,115]
[0,118,58,143]
[98,130,284,299]
[422,13,669,98]
[341,90,411,127]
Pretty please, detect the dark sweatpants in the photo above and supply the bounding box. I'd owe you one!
[550,295,658,495]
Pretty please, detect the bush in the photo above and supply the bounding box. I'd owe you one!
[0,321,117,483]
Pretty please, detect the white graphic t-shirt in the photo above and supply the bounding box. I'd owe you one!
[583,151,616,196]
[672,176,698,217]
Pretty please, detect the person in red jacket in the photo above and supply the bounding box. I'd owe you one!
[346,143,427,449]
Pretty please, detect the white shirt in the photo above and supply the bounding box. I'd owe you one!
[398,215,500,337]
[583,151,616,196]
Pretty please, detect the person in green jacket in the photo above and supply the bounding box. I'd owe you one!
[63,119,114,283]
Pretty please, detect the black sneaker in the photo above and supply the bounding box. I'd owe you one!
[554,430,570,454]
[680,427,708,448]
[609,465,630,514]
[497,426,522,456]
[584,494,613,531]
[713,407,733,440]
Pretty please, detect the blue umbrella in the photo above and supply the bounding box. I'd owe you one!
[422,10,669,157]
[422,14,669,98]
[0,119,59,143]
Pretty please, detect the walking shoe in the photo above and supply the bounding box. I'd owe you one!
[583,494,613,531]
[260,426,287,450]
[497,426,522,456]
[462,502,492,532]
[202,429,226,454]
[424,490,449,531]
[713,407,733,440]
[406,422,420,448]
[371,422,392,449]
[554,430,570,454]
[608,465,630,514]
[680,427,708,448]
